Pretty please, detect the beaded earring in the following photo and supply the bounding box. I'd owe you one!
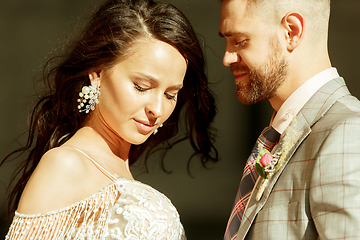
[77,85,101,113]
[153,123,163,135]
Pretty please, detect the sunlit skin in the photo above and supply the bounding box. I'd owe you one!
[219,0,332,111]
[16,39,188,215]
[219,0,289,106]
[86,39,187,158]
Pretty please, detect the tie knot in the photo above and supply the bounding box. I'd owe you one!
[258,126,280,151]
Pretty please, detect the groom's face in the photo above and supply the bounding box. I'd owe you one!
[219,0,288,105]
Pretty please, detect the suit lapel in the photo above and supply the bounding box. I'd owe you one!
[235,78,351,240]
[235,113,311,240]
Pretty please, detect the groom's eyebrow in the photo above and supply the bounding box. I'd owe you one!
[219,31,246,38]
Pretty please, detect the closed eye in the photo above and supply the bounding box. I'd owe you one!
[234,39,248,48]
[134,83,149,92]
[165,85,182,101]
[165,92,177,101]
[134,78,181,101]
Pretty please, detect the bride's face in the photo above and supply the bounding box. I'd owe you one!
[90,39,187,145]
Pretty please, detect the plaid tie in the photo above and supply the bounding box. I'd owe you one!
[224,126,280,240]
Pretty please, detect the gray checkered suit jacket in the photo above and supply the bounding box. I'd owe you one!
[236,78,360,239]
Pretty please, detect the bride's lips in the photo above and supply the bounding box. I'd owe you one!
[133,119,156,134]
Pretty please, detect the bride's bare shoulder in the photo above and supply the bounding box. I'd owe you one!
[17,147,100,215]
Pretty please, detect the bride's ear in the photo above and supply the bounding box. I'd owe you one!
[88,71,101,88]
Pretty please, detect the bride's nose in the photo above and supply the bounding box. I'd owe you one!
[145,93,163,118]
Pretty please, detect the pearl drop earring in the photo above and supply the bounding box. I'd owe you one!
[77,85,101,113]
[153,123,163,135]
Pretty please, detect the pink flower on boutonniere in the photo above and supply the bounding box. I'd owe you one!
[260,153,272,167]
[255,149,277,179]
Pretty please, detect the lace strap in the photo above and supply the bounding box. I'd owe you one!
[73,148,118,181]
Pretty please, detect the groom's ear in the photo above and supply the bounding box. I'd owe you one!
[281,12,304,52]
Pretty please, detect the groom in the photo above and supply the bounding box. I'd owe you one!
[219,0,360,239]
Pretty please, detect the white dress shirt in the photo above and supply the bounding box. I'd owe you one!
[271,67,340,135]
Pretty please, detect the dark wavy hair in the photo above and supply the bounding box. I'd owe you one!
[1,0,218,214]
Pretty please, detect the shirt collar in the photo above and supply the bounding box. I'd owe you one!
[271,67,340,134]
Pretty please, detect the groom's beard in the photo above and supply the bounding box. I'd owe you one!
[233,37,289,105]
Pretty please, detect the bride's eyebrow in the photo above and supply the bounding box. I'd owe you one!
[134,72,183,89]
[166,85,184,92]
[134,72,158,83]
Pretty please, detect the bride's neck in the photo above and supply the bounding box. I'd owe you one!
[82,112,131,160]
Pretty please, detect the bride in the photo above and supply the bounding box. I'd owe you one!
[2,0,218,239]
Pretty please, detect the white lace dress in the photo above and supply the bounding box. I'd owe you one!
[5,149,186,240]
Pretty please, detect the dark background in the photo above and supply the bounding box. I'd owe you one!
[1,0,359,239]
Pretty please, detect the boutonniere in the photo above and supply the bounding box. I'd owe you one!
[255,109,302,201]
